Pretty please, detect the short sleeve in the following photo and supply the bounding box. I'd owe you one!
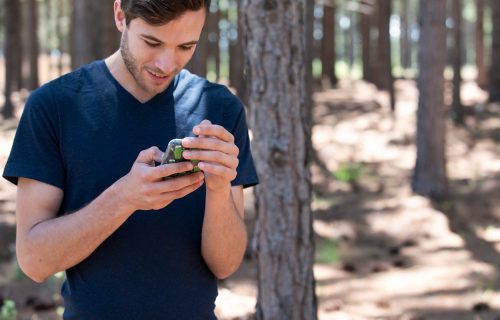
[226,99,259,189]
[2,84,65,189]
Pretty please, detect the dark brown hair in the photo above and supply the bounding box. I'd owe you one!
[120,0,211,25]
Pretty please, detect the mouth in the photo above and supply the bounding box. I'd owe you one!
[147,69,169,80]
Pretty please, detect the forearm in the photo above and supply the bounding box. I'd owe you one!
[17,183,133,282]
[201,186,247,279]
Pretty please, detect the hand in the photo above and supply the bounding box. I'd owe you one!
[116,147,205,212]
[182,120,239,192]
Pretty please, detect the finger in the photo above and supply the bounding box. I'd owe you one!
[160,178,205,203]
[150,161,196,180]
[192,123,234,143]
[136,147,163,165]
[154,172,205,193]
[182,150,239,169]
[198,162,237,182]
[182,137,239,156]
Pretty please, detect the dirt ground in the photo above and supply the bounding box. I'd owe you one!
[2,78,500,320]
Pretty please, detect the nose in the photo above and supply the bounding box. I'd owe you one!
[154,49,177,75]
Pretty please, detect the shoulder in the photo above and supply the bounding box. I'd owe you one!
[23,61,105,119]
[50,60,106,93]
[176,69,241,106]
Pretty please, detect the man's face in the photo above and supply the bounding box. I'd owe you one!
[118,9,206,98]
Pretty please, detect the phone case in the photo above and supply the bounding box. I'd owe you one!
[160,139,200,177]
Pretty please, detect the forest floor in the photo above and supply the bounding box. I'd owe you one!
[2,78,500,320]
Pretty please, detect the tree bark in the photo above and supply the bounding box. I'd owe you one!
[229,1,248,105]
[3,0,22,119]
[488,0,500,101]
[229,0,246,103]
[451,0,464,126]
[321,1,337,87]
[26,0,40,90]
[71,0,119,69]
[412,0,447,199]
[400,0,411,72]
[205,1,220,80]
[360,2,374,82]
[376,0,395,110]
[476,0,486,88]
[241,0,317,319]
[187,3,209,77]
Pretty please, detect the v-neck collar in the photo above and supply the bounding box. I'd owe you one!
[98,60,178,106]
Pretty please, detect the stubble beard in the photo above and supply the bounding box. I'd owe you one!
[120,29,156,97]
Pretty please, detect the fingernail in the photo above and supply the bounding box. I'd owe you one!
[193,127,201,135]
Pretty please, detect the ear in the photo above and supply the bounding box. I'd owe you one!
[114,0,126,32]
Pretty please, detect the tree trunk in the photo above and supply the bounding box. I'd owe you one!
[451,0,464,125]
[476,0,486,88]
[377,0,395,110]
[205,1,220,80]
[489,0,500,101]
[305,0,314,93]
[412,0,447,199]
[321,1,337,87]
[71,0,119,69]
[360,1,374,82]
[26,0,40,90]
[187,2,209,77]
[400,0,411,72]
[241,0,317,319]
[101,0,120,58]
[229,0,246,101]
[3,0,22,119]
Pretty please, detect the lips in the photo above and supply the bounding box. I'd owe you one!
[147,70,168,79]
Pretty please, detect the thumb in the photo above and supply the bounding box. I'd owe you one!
[135,147,163,165]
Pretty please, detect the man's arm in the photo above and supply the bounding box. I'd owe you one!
[201,185,246,279]
[15,147,204,283]
[182,120,248,279]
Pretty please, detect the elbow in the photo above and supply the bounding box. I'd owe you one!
[212,264,239,280]
[16,249,51,283]
[207,255,245,280]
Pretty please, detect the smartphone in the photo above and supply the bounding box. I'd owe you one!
[160,138,200,177]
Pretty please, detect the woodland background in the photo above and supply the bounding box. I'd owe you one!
[2,0,500,319]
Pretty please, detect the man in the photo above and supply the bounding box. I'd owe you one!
[2,0,258,318]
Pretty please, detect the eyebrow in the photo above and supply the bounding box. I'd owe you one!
[140,34,198,46]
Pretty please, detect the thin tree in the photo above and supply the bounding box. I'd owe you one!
[400,0,411,73]
[206,0,220,80]
[376,0,395,111]
[241,0,317,319]
[71,0,119,69]
[360,0,374,82]
[360,0,376,82]
[3,0,22,119]
[412,0,447,198]
[476,0,486,88]
[489,0,500,101]
[321,0,338,87]
[451,0,464,125]
[229,0,245,101]
[26,0,40,90]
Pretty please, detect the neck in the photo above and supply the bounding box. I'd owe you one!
[105,51,153,103]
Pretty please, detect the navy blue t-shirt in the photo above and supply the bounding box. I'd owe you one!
[3,61,258,319]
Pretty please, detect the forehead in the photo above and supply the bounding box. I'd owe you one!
[128,9,206,43]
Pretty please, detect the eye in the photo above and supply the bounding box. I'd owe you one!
[179,45,195,51]
[144,40,161,48]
